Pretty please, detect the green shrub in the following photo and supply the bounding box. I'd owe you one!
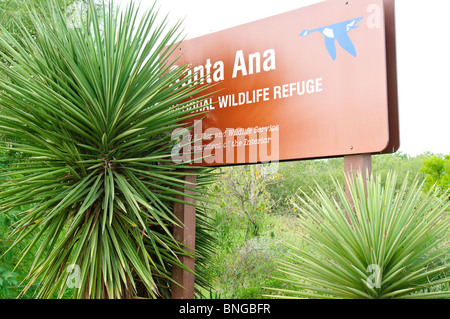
[267,172,450,299]
[421,155,450,197]
[212,236,285,299]
[0,0,215,299]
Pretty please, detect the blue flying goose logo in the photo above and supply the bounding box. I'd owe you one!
[299,17,364,60]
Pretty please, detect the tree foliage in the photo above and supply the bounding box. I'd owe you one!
[210,164,279,237]
[421,155,450,197]
[0,0,80,55]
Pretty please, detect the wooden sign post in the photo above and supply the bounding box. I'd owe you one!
[171,172,196,299]
[344,154,372,195]
[344,154,372,220]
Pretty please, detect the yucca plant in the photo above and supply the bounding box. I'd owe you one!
[267,172,450,299]
[0,0,216,299]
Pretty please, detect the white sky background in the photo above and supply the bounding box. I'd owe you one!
[118,0,450,157]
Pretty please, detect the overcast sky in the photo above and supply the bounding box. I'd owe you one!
[118,0,450,157]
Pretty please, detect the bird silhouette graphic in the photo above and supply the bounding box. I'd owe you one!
[299,17,364,60]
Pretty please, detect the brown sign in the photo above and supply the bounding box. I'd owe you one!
[169,0,399,166]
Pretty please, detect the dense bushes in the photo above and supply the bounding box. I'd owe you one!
[1,152,448,298]
[200,152,448,299]
[421,155,450,197]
